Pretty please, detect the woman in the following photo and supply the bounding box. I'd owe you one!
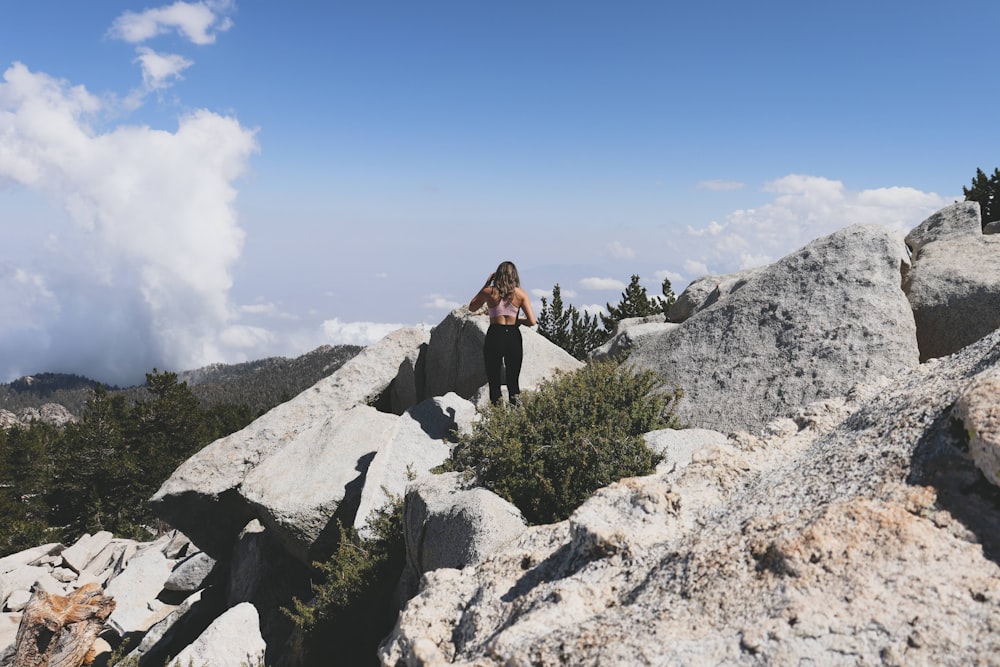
[469,261,537,405]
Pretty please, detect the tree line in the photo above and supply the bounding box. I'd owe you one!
[0,371,256,556]
[536,274,676,360]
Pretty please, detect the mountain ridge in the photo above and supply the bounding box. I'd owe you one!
[0,344,364,418]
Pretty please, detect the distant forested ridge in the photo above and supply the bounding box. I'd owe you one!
[0,344,363,418]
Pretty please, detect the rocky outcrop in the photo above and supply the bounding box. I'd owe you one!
[402,473,526,587]
[127,307,582,662]
[149,326,432,559]
[624,224,919,433]
[355,393,477,538]
[0,404,77,430]
[151,311,580,563]
[903,201,1000,360]
[7,201,999,663]
[423,308,583,402]
[238,404,401,564]
[380,328,1000,667]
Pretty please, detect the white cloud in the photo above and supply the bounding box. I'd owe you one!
[670,174,950,284]
[220,325,274,349]
[423,294,461,311]
[686,220,726,237]
[0,62,258,385]
[580,277,627,291]
[135,47,193,90]
[322,318,422,346]
[530,286,578,301]
[13,268,54,299]
[239,302,298,320]
[108,0,234,46]
[607,241,635,259]
[240,303,276,315]
[655,268,684,286]
[682,260,709,276]
[696,179,745,191]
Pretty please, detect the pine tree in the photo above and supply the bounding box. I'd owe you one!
[963,167,1000,227]
[661,277,677,311]
[537,284,608,361]
[600,275,673,333]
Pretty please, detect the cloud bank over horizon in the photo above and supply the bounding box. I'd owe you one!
[0,1,259,387]
[0,60,257,386]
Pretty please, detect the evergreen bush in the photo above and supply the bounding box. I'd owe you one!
[447,360,681,525]
[284,495,406,666]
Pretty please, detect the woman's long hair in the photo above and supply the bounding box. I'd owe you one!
[493,261,520,302]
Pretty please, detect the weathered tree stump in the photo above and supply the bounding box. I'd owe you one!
[12,583,115,667]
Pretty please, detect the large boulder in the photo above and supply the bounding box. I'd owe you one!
[625,224,919,433]
[903,200,981,254]
[104,548,176,636]
[380,327,1000,667]
[149,326,429,559]
[171,602,266,667]
[403,472,527,580]
[163,552,216,593]
[354,393,477,538]
[238,405,401,564]
[423,309,492,399]
[903,201,1000,360]
[424,309,583,401]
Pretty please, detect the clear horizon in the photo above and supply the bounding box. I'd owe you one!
[1,1,989,385]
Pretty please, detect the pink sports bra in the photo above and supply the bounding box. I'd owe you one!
[488,298,519,319]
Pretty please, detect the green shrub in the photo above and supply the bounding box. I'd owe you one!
[284,495,406,666]
[446,360,681,525]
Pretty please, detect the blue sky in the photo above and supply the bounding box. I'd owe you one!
[0,1,991,385]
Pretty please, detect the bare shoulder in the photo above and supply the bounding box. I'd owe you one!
[476,285,500,305]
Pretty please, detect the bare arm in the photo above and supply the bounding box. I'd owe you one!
[469,274,495,312]
[516,288,537,327]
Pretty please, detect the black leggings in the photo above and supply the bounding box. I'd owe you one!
[484,324,523,404]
